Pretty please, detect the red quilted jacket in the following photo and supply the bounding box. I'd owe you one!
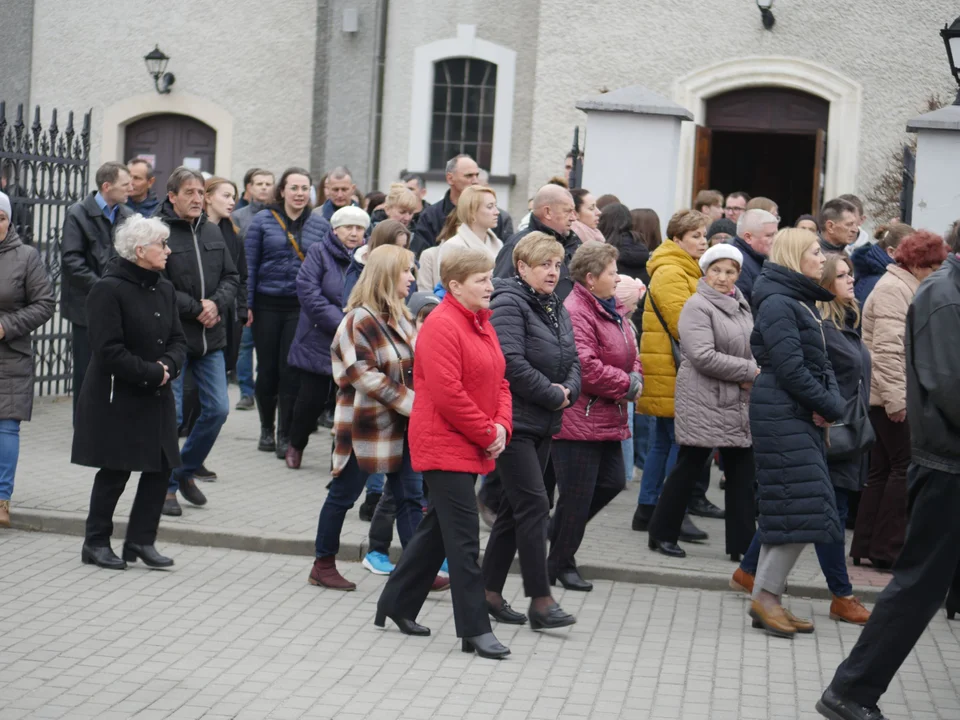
[409,294,513,474]
[555,282,642,442]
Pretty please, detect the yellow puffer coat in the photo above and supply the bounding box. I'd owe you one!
[635,240,702,418]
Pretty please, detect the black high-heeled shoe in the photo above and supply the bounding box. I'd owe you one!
[648,537,686,558]
[122,543,174,568]
[528,603,576,631]
[461,633,510,659]
[487,600,527,625]
[374,609,430,636]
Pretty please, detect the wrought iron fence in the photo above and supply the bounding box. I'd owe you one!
[0,102,91,396]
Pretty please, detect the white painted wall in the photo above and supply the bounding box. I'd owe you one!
[28,0,318,189]
[911,130,960,234]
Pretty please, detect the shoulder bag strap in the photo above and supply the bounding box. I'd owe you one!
[647,291,677,342]
[360,307,407,387]
[269,209,305,262]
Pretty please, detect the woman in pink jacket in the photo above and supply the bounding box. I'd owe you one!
[548,243,642,591]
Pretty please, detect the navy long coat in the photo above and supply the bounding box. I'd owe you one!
[749,263,846,546]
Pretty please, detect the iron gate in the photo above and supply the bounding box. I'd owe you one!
[0,102,91,396]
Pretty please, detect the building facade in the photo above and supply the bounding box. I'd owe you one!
[3,0,956,223]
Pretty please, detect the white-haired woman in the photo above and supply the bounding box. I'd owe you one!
[74,214,187,570]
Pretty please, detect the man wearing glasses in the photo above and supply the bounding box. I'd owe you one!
[723,191,750,223]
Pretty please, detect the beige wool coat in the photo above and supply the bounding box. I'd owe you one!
[673,279,758,448]
[861,264,918,415]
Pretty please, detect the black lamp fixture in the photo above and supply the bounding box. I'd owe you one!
[144,45,175,95]
[940,16,960,104]
[757,0,775,30]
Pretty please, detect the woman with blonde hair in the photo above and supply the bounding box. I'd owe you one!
[370,183,419,233]
[417,185,502,293]
[376,247,514,659]
[307,245,426,592]
[736,228,845,637]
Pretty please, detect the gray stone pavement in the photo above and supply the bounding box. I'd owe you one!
[11,392,893,600]
[1,531,959,720]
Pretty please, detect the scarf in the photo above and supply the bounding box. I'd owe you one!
[595,293,622,322]
[515,276,560,329]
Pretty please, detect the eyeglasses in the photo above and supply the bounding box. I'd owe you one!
[144,239,168,249]
[724,206,745,211]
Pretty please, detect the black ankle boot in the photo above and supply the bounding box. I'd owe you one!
[258,427,276,452]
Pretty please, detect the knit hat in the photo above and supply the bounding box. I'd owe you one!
[706,218,737,242]
[615,274,646,313]
[698,243,744,273]
[408,291,440,319]
[0,191,11,220]
[331,205,370,230]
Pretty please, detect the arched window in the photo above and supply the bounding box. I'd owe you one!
[430,57,497,170]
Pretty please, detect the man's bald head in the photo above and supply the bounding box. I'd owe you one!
[533,184,576,236]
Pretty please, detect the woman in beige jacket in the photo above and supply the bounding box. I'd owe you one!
[851,230,947,568]
[417,186,503,293]
[647,244,758,559]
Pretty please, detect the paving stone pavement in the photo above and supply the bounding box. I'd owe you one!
[0,532,957,720]
[11,392,892,599]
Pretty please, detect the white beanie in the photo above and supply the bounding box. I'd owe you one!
[330,205,370,230]
[698,243,744,274]
[0,191,11,219]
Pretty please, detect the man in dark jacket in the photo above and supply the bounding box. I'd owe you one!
[125,158,160,217]
[231,168,275,241]
[817,250,960,720]
[156,166,239,517]
[319,166,358,221]
[61,161,133,419]
[732,208,777,306]
[494,185,580,300]
[818,197,859,255]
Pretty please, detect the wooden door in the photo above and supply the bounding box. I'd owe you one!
[124,114,216,195]
[691,125,712,206]
[811,128,826,214]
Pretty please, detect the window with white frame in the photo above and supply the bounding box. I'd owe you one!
[429,57,498,170]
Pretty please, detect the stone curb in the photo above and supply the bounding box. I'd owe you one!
[10,508,887,602]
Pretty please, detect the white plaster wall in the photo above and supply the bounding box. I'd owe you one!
[28,0,317,189]
[377,0,540,217]
[911,130,960,234]
[530,0,958,215]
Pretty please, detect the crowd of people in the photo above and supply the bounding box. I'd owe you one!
[1,147,959,718]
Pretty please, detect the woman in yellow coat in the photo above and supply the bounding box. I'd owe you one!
[633,209,709,533]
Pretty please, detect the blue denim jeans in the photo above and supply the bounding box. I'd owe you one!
[741,485,853,597]
[169,351,230,493]
[315,442,423,558]
[366,473,385,494]
[633,412,653,470]
[637,417,679,506]
[236,325,256,398]
[0,419,21,500]
[621,403,635,482]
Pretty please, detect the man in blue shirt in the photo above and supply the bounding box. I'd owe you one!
[61,162,133,419]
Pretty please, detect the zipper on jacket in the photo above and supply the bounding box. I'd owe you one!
[191,221,208,355]
[585,397,598,417]
[109,375,115,403]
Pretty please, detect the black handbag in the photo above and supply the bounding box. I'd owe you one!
[826,382,875,461]
[646,291,682,368]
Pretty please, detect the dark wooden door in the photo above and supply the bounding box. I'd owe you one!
[124,114,216,196]
[691,125,712,205]
[811,128,827,214]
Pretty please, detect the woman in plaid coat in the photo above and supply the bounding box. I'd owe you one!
[307,245,425,594]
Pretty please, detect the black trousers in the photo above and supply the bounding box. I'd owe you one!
[289,370,334,451]
[648,445,755,555]
[830,464,960,708]
[377,470,490,638]
[252,306,300,436]
[688,457,712,505]
[71,323,92,422]
[548,440,625,580]
[224,309,242,374]
[482,433,552,598]
[84,467,169,547]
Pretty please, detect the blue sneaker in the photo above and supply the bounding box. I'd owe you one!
[362,551,395,575]
[439,559,449,577]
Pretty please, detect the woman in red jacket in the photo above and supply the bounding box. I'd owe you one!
[548,243,642,591]
[375,247,514,660]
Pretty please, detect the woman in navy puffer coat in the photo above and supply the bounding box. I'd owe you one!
[245,167,329,458]
[744,228,845,639]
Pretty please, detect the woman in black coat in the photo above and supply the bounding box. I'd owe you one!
[746,228,845,638]
[599,203,649,283]
[481,232,581,630]
[815,254,872,625]
[74,214,186,571]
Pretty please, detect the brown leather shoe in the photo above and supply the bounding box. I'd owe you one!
[430,575,451,593]
[0,500,9,528]
[730,567,754,595]
[285,446,302,469]
[830,595,871,625]
[749,600,796,638]
[308,556,356,591]
[784,608,815,633]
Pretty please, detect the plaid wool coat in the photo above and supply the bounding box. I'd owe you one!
[330,305,416,475]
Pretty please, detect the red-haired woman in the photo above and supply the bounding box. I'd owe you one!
[851,230,947,568]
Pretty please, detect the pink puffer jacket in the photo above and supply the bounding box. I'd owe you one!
[555,282,641,442]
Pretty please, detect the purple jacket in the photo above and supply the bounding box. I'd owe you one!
[287,229,352,375]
